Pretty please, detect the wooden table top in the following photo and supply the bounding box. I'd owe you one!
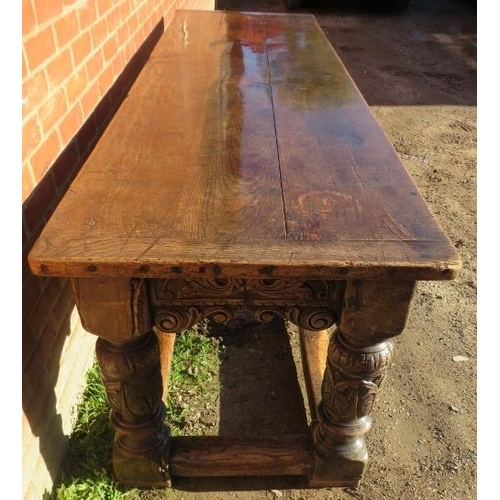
[28,10,460,281]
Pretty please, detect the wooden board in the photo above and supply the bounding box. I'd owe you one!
[28,10,460,281]
[169,435,312,477]
[155,329,176,403]
[299,328,330,421]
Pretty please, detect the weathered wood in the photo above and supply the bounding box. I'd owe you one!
[154,329,176,403]
[26,9,461,490]
[169,435,312,477]
[71,277,150,341]
[27,10,460,282]
[339,279,416,346]
[266,15,445,246]
[299,328,330,421]
[149,278,343,332]
[310,279,415,487]
[30,239,459,280]
[96,332,171,486]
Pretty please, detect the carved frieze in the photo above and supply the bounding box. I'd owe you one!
[148,278,344,332]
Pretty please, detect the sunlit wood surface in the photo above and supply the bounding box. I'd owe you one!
[29,10,460,280]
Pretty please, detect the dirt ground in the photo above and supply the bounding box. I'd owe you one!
[143,0,477,499]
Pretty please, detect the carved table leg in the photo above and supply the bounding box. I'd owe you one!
[72,277,171,486]
[310,279,415,487]
[96,333,170,485]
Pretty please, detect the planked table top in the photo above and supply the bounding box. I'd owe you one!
[28,10,460,281]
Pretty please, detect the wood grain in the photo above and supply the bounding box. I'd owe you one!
[28,10,460,281]
[299,328,330,421]
[154,329,176,403]
[169,435,312,476]
[72,277,151,341]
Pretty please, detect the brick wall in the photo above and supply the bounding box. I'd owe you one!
[22,1,214,498]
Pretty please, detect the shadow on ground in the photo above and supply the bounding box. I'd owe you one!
[171,315,313,492]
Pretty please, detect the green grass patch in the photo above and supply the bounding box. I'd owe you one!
[48,326,222,500]
[166,325,222,436]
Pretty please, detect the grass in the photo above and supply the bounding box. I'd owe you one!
[47,326,223,500]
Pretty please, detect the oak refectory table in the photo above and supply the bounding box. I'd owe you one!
[28,9,460,489]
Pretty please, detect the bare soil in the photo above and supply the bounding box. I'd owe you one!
[143,1,477,498]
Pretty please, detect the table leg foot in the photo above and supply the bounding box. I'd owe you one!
[309,431,367,487]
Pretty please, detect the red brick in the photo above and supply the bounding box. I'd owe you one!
[103,34,118,62]
[22,358,52,425]
[136,0,149,23]
[22,50,28,80]
[80,81,100,118]
[22,164,34,204]
[22,411,33,450]
[22,440,44,496]
[31,130,61,182]
[36,314,65,376]
[97,0,113,17]
[118,0,131,23]
[85,49,104,83]
[50,280,74,332]
[23,216,31,245]
[53,10,79,48]
[28,278,64,335]
[22,114,41,159]
[22,173,57,236]
[22,273,43,323]
[33,410,68,471]
[77,0,98,28]
[98,64,115,97]
[23,185,56,241]
[24,25,56,72]
[111,50,126,81]
[37,88,67,134]
[33,0,64,26]
[44,48,73,88]
[22,322,39,369]
[22,374,36,416]
[90,93,113,133]
[116,19,130,46]
[22,0,36,36]
[22,231,32,267]
[146,13,156,33]
[127,10,139,39]
[71,30,92,67]
[22,69,48,118]
[134,29,146,54]
[65,64,87,107]
[123,39,136,63]
[139,23,149,47]
[90,17,108,50]
[22,163,35,203]
[44,315,71,377]
[58,103,83,145]
[164,7,175,28]
[106,3,121,32]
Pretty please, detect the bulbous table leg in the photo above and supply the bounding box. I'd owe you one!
[96,333,171,486]
[72,277,171,486]
[310,279,415,486]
